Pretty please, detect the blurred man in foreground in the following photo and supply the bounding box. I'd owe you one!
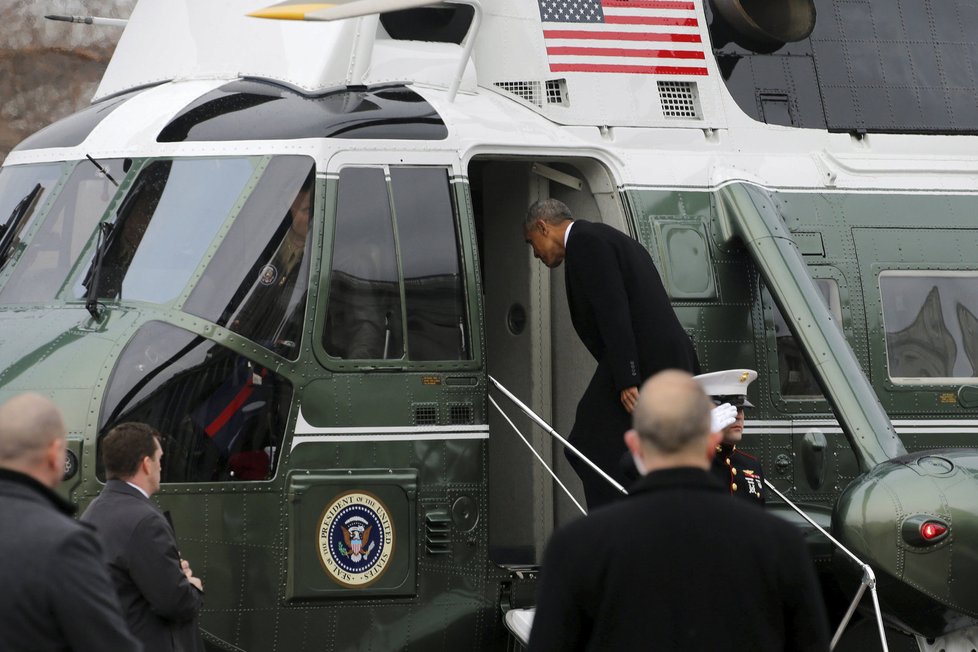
[0,393,140,651]
[529,370,829,651]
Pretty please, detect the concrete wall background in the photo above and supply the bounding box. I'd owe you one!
[0,0,136,162]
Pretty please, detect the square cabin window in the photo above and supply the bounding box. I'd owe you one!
[880,271,978,381]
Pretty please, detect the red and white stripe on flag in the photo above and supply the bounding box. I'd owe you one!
[539,0,709,76]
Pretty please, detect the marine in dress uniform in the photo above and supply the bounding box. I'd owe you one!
[695,368,766,504]
[525,199,700,509]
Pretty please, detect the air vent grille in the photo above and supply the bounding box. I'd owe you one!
[545,79,568,106]
[494,81,542,106]
[493,80,567,107]
[414,404,438,425]
[425,509,451,556]
[658,80,701,119]
[448,404,473,425]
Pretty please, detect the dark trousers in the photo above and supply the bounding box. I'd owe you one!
[567,361,632,510]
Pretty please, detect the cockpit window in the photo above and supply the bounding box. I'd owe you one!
[323,166,469,362]
[0,163,65,272]
[880,271,978,381]
[98,320,293,483]
[73,158,257,305]
[0,160,122,305]
[183,156,315,360]
[772,278,842,397]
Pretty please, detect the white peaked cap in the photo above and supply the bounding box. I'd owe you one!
[693,369,758,407]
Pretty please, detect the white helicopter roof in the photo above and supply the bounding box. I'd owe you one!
[97,0,727,131]
[95,0,478,101]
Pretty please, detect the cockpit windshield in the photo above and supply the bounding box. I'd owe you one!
[0,154,316,358]
[73,157,258,304]
[0,159,122,304]
[0,163,64,271]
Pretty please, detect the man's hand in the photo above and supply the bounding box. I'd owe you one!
[620,386,639,413]
[181,559,204,592]
[711,403,737,433]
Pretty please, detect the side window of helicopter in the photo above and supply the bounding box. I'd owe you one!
[0,160,125,305]
[97,321,293,483]
[879,271,978,381]
[72,157,256,305]
[770,278,842,397]
[323,166,469,362]
[183,156,316,361]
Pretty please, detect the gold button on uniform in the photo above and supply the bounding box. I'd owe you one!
[731,483,738,491]
[732,468,737,475]
[725,458,731,466]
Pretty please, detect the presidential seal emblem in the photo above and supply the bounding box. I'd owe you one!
[259,263,279,286]
[317,491,394,588]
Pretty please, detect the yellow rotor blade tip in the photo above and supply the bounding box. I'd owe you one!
[247,3,335,20]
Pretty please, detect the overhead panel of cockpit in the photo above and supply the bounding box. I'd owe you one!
[12,89,142,152]
[709,0,978,134]
[157,81,447,143]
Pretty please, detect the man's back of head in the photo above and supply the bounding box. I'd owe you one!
[0,393,67,488]
[627,370,715,472]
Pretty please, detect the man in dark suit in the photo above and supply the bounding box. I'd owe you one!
[0,393,140,652]
[528,370,829,651]
[524,199,700,508]
[83,422,204,652]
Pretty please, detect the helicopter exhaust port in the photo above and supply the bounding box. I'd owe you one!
[709,0,816,50]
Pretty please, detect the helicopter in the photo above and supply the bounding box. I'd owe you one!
[1,0,978,649]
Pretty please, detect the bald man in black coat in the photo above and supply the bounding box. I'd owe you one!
[525,199,699,508]
[528,371,829,652]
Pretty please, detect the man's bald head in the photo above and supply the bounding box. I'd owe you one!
[0,393,67,484]
[632,370,713,455]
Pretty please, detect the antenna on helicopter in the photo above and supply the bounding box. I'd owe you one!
[44,14,128,28]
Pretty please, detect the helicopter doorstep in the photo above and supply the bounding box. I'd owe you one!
[1,0,978,649]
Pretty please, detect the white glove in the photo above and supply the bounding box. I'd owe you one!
[711,403,738,433]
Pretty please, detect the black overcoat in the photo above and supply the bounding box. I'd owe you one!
[0,469,140,652]
[563,221,700,506]
[529,467,830,652]
[82,479,203,652]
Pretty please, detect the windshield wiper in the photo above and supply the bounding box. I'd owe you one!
[84,221,114,320]
[0,183,42,267]
[82,176,144,320]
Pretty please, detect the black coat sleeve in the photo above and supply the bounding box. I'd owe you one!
[128,513,203,623]
[568,229,642,391]
[527,529,591,652]
[51,527,143,652]
[778,525,831,652]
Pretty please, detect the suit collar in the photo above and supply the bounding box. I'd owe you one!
[104,477,151,500]
[628,466,724,496]
[0,467,77,515]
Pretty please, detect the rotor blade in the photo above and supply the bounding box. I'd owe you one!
[248,0,439,21]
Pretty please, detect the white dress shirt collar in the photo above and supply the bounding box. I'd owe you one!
[125,481,149,499]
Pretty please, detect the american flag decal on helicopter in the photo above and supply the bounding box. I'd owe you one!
[537,0,708,76]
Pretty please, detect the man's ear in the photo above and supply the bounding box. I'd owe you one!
[624,429,641,455]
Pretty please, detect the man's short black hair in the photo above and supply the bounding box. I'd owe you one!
[525,198,573,229]
[101,422,160,480]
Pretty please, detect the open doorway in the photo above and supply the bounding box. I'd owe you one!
[467,156,626,565]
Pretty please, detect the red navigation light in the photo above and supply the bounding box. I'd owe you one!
[921,521,948,540]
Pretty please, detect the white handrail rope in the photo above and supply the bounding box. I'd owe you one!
[764,479,889,652]
[489,375,628,496]
[489,395,587,516]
